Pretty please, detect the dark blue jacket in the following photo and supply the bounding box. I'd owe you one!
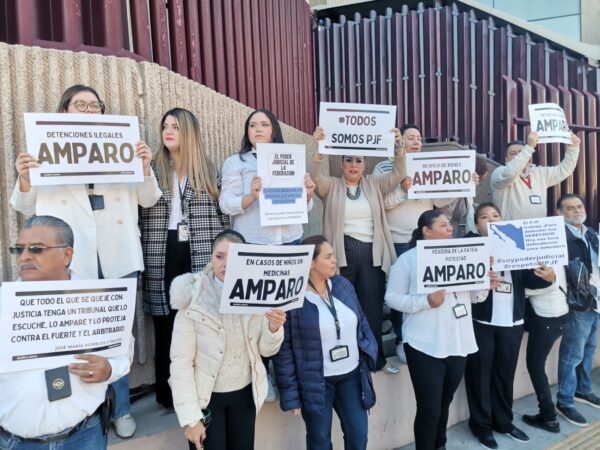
[273,275,378,412]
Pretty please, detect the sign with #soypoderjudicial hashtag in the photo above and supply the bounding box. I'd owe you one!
[0,278,136,373]
[318,102,397,157]
[256,143,308,227]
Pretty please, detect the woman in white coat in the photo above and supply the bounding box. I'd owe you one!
[169,229,285,450]
[9,84,161,438]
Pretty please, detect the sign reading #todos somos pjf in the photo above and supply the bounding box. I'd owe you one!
[318,102,397,157]
[406,150,476,199]
[220,244,314,314]
[528,103,571,145]
[488,216,569,271]
[417,237,490,294]
[0,278,136,373]
[24,112,143,186]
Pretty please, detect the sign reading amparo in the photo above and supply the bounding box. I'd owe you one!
[318,102,397,157]
[24,112,143,185]
[220,244,314,314]
[417,237,490,294]
[0,278,136,373]
[528,103,571,145]
[406,150,476,199]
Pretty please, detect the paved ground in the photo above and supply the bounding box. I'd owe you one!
[397,369,600,450]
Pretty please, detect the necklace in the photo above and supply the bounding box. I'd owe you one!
[346,182,361,200]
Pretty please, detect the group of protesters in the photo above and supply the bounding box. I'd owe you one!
[1,83,598,450]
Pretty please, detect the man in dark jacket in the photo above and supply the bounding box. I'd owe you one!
[556,194,600,427]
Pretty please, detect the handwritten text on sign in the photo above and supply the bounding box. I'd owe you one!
[417,237,490,294]
[406,150,476,199]
[488,216,569,271]
[25,112,143,186]
[257,143,308,226]
[220,244,314,314]
[0,278,136,373]
[528,103,571,145]
[318,102,397,157]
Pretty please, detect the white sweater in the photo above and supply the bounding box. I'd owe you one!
[490,145,579,220]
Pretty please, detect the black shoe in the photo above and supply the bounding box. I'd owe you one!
[575,391,600,409]
[522,413,560,433]
[556,402,588,427]
[505,425,529,442]
[478,434,498,450]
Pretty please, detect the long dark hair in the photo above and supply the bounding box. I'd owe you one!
[408,209,447,248]
[239,108,284,159]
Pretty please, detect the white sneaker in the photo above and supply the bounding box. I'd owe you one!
[113,413,136,438]
[396,343,407,364]
[266,374,278,402]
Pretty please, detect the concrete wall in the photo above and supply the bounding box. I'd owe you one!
[581,0,600,45]
[0,42,324,387]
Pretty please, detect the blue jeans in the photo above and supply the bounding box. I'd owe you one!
[391,243,411,343]
[111,375,131,419]
[301,367,368,450]
[557,310,599,407]
[0,413,105,450]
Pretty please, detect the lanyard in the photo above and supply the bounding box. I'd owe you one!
[519,175,532,189]
[308,280,341,341]
[177,177,187,218]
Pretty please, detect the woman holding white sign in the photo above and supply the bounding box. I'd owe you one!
[10,84,162,439]
[463,202,555,449]
[311,126,405,371]
[385,209,498,450]
[139,107,229,408]
[273,235,378,450]
[169,229,285,450]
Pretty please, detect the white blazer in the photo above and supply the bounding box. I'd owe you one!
[10,173,162,279]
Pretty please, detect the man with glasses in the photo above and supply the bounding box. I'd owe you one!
[0,215,133,450]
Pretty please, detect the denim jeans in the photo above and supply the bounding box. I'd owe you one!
[557,309,599,407]
[301,367,368,450]
[391,243,411,343]
[111,375,131,419]
[0,413,105,450]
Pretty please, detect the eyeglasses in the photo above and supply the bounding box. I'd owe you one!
[70,100,104,113]
[9,245,69,255]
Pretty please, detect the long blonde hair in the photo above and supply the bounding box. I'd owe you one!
[155,108,218,199]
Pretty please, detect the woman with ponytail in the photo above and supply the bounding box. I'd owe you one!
[384,209,499,450]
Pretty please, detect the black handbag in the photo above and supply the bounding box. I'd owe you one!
[565,257,595,311]
[359,357,376,410]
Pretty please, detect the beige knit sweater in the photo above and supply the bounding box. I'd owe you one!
[309,149,406,274]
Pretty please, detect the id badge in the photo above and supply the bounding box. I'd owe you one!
[329,345,349,362]
[89,194,105,211]
[177,222,189,242]
[529,195,542,205]
[495,281,512,294]
[44,366,72,402]
[453,303,468,319]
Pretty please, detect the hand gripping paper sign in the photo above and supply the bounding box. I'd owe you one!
[220,244,314,314]
[318,102,397,157]
[417,237,490,294]
[24,112,143,185]
[257,143,308,226]
[0,278,136,373]
[487,216,569,271]
[406,150,476,199]
[528,103,571,145]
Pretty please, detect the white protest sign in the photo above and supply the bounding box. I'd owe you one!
[257,143,308,226]
[0,278,136,373]
[220,244,314,314]
[406,150,476,199]
[528,103,571,144]
[488,216,569,271]
[25,112,143,185]
[417,237,490,294]
[318,102,396,157]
